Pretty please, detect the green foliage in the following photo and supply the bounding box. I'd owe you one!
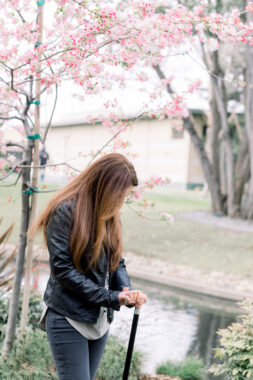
[25,292,44,329]
[0,329,57,380]
[96,335,142,380]
[0,290,43,343]
[0,333,142,380]
[0,218,16,291]
[0,295,142,380]
[156,356,205,380]
[0,293,9,326]
[209,299,253,380]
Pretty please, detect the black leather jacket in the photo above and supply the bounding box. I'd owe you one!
[43,200,132,324]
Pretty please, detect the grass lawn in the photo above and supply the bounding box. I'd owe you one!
[0,176,61,245]
[1,176,253,280]
[121,190,253,280]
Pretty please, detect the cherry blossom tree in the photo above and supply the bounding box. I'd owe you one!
[151,0,253,219]
[1,0,253,355]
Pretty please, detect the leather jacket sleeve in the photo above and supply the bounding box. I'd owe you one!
[111,257,132,291]
[46,203,121,311]
[110,256,134,309]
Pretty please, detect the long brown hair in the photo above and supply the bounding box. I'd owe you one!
[28,153,138,273]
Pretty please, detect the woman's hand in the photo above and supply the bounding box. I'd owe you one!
[118,287,147,307]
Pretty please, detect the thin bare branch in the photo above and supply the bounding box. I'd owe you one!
[0,158,26,181]
[0,115,24,122]
[41,55,58,145]
[42,84,58,144]
[0,77,8,85]
[0,170,22,187]
[18,162,81,172]
[0,102,19,110]
[187,50,231,85]
[13,32,133,74]
[13,48,72,71]
[10,68,28,97]
[0,62,12,71]
[152,64,174,95]
[88,112,145,166]
[16,9,26,23]
[6,142,25,151]
[27,114,35,128]
[27,185,62,193]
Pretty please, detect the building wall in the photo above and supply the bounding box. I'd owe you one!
[2,117,206,187]
[47,118,194,185]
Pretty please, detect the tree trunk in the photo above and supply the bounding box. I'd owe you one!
[20,0,44,333]
[209,83,221,187]
[234,132,250,217]
[184,118,224,214]
[245,6,253,219]
[153,64,224,214]
[1,145,32,356]
[212,79,235,217]
[219,140,227,199]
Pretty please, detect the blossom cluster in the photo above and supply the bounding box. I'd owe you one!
[1,0,253,112]
[1,0,253,201]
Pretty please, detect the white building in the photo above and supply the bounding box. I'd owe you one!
[43,111,206,189]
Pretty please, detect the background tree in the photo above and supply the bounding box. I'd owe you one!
[1,0,253,355]
[153,0,253,218]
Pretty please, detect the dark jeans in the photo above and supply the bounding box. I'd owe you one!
[46,307,109,380]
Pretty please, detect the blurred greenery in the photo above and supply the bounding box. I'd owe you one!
[157,356,205,380]
[0,289,142,380]
[97,335,142,380]
[1,175,253,280]
[121,189,253,280]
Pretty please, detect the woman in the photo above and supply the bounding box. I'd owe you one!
[29,153,147,380]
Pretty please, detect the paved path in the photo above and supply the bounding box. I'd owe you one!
[179,210,253,233]
[124,251,253,302]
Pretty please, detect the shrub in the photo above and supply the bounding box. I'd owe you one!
[0,329,57,380]
[0,290,43,343]
[0,310,142,380]
[96,335,143,380]
[1,290,142,380]
[209,299,253,380]
[156,357,205,380]
[0,219,16,291]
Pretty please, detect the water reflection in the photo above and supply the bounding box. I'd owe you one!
[37,271,239,379]
[110,296,198,374]
[111,278,238,379]
[188,310,234,380]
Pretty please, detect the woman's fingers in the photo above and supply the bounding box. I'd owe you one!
[118,289,148,307]
[118,290,134,306]
[135,290,147,308]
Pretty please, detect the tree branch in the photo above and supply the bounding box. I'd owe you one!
[42,84,58,144]
[152,64,174,95]
[0,115,24,122]
[87,112,145,166]
[0,158,26,181]
[0,170,22,187]
[10,68,29,97]
[15,9,26,23]
[18,162,81,172]
[6,141,26,151]
[0,102,19,110]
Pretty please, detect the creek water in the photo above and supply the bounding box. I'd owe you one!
[37,271,239,379]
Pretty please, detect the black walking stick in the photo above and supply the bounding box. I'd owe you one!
[122,306,141,380]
